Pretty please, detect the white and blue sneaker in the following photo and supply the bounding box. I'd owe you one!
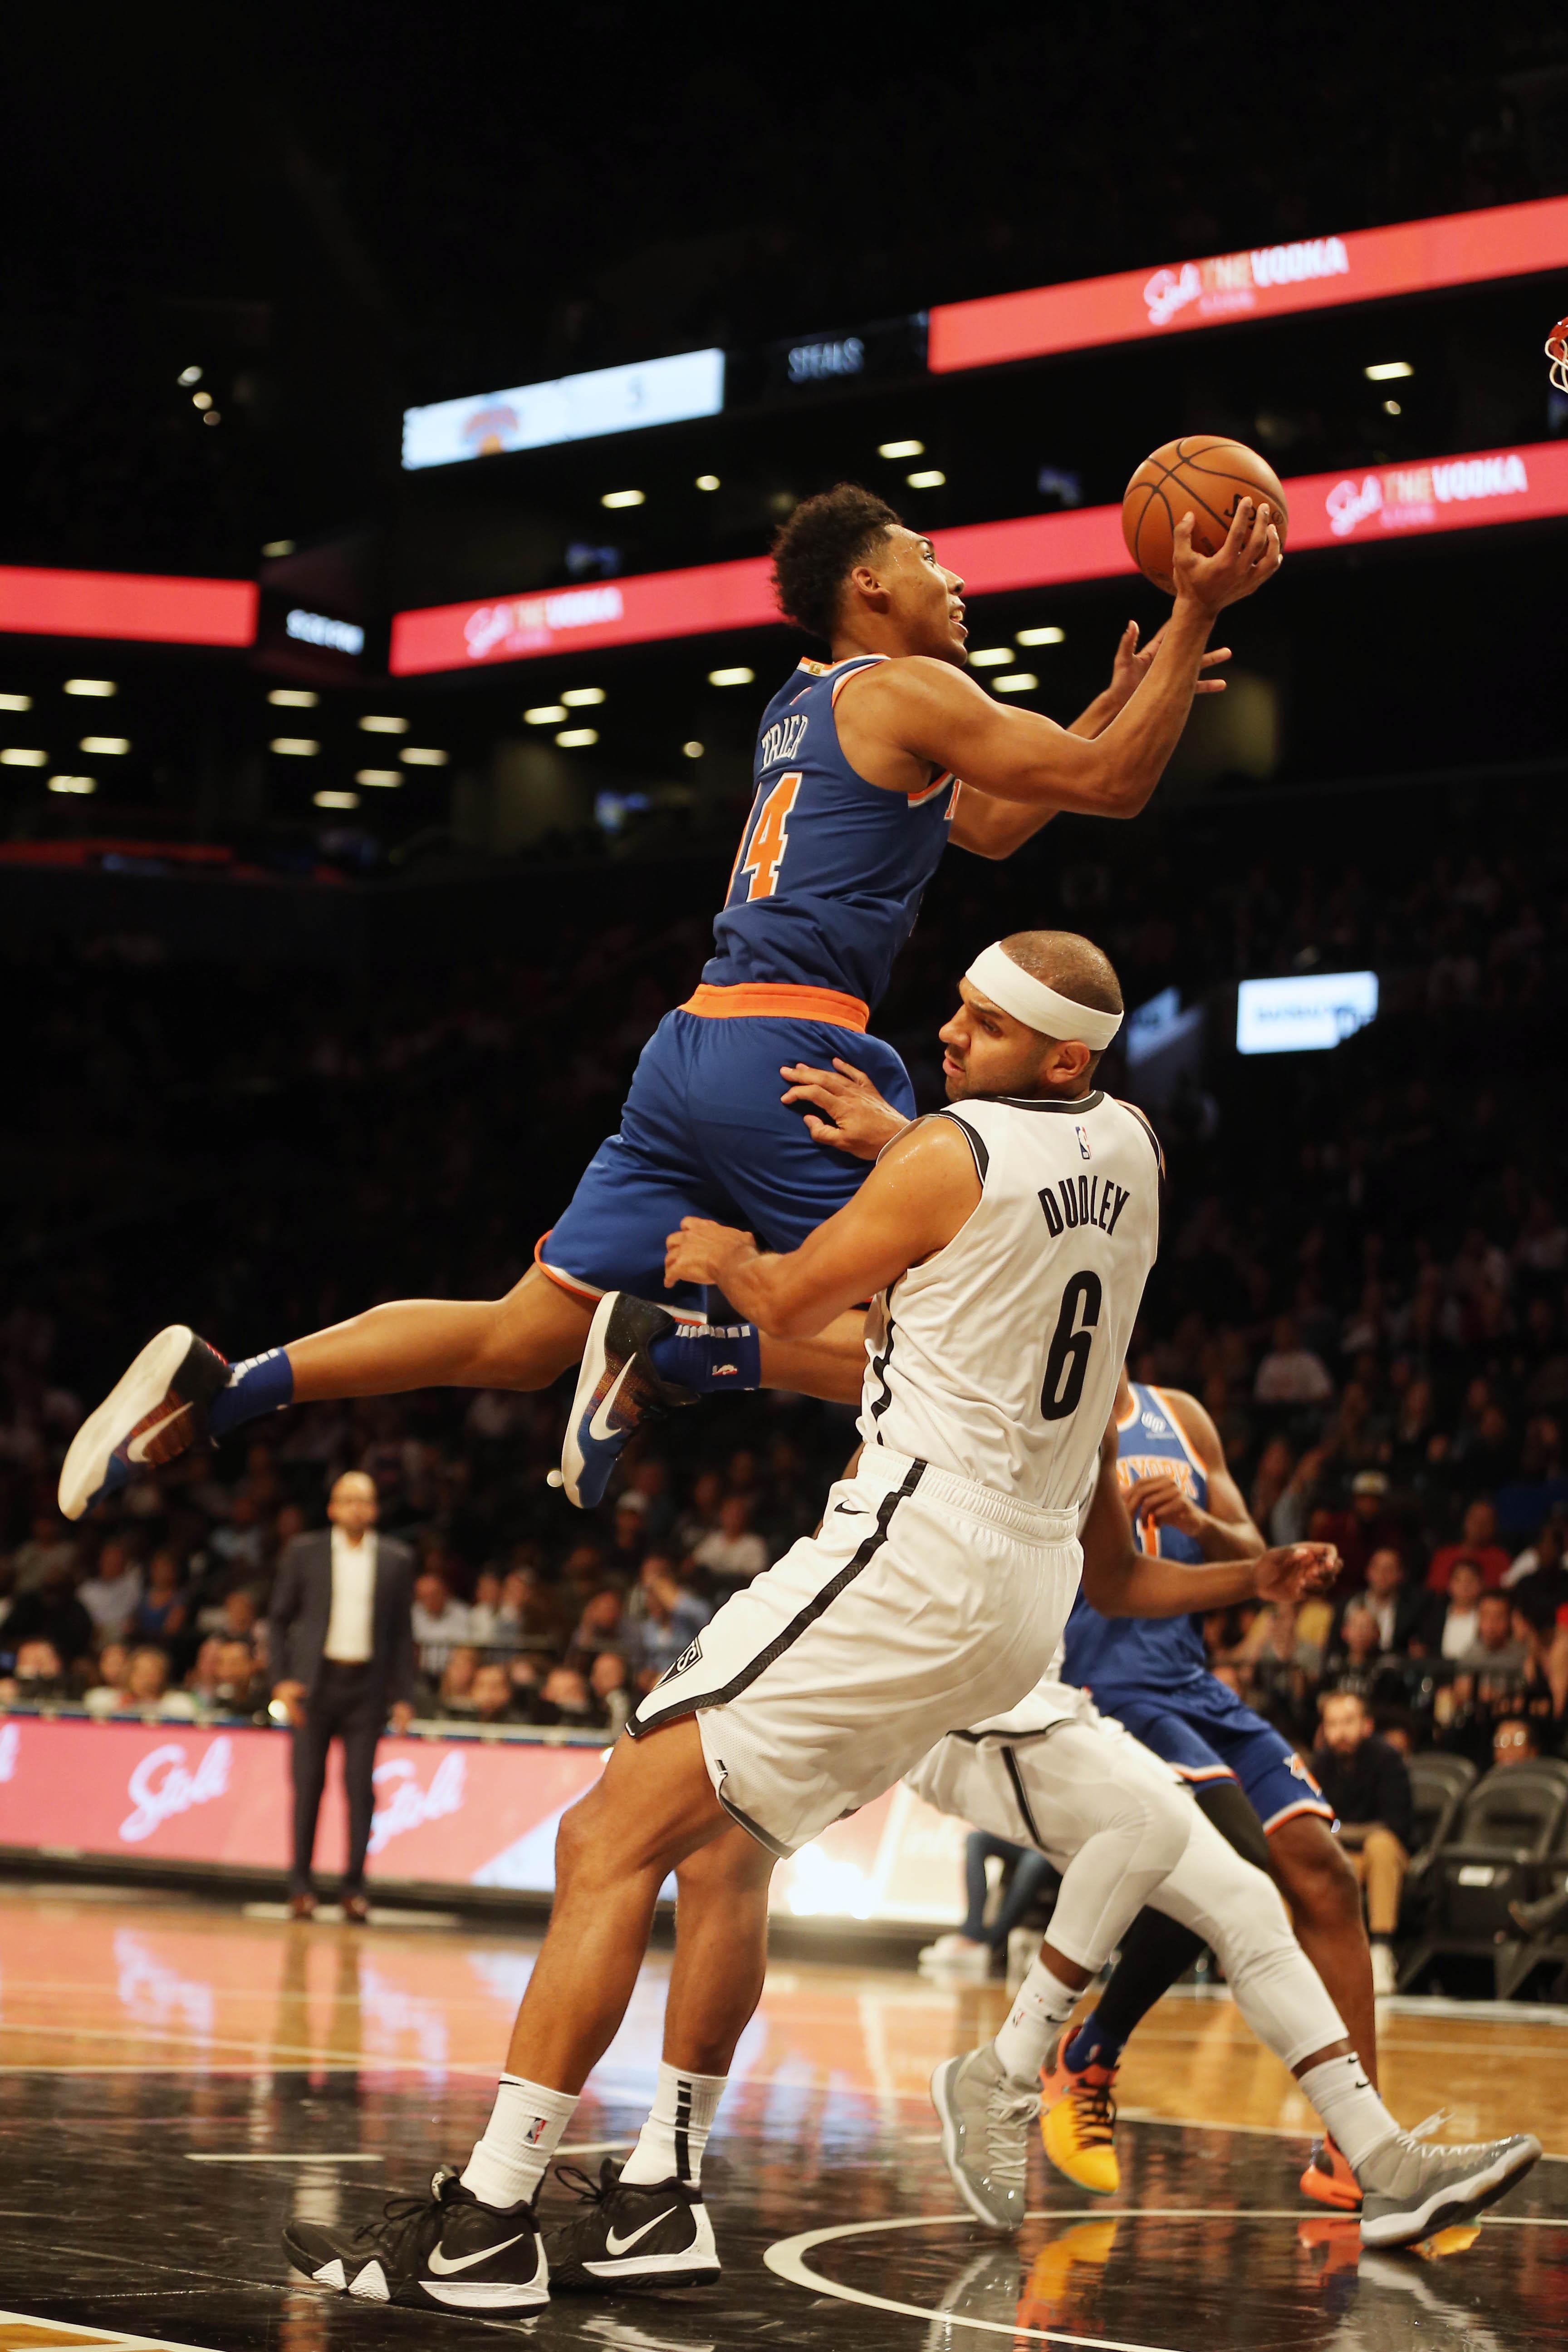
[58,1325,230,1520]
[559,1293,695,1510]
[283,2166,549,2310]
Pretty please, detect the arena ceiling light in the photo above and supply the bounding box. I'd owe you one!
[313,789,359,809]
[0,747,47,765]
[993,672,1038,693]
[49,774,96,794]
[270,737,318,756]
[967,647,1014,667]
[708,666,755,686]
[878,439,924,459]
[356,769,402,787]
[400,746,449,765]
[1015,625,1066,645]
[358,715,409,733]
[268,688,318,707]
[906,469,946,488]
[524,704,567,725]
[262,538,296,558]
[695,474,720,491]
[601,489,645,509]
[1364,361,1414,381]
[64,678,117,696]
[561,686,606,706]
[0,692,33,710]
[192,392,213,412]
[79,735,130,754]
[556,727,598,747]
[683,740,704,758]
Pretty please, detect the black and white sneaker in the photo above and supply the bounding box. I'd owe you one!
[558,1294,696,1510]
[59,1324,230,1520]
[282,2166,548,2311]
[545,2159,720,2289]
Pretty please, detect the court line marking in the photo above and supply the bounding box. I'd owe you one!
[764,2205,1568,2345]
[185,2152,382,2163]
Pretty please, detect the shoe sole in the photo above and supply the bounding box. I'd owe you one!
[282,2233,549,2311]
[555,2253,721,2290]
[559,1291,619,1509]
[1359,2139,1541,2249]
[59,1325,196,1520]
[930,2058,1015,2232]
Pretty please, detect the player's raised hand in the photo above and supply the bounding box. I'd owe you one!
[1125,1470,1206,1539]
[1172,496,1282,613]
[779,1057,910,1160]
[1106,618,1231,710]
[664,1215,754,1288]
[1252,1541,1340,1602]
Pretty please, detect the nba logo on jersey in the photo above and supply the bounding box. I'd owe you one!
[1074,1124,1092,1160]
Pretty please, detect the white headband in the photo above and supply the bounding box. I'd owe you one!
[965,942,1123,1051]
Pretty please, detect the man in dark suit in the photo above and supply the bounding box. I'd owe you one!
[269,1470,417,1920]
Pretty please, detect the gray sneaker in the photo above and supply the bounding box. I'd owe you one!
[1358,2128,1541,2248]
[930,2047,1038,2231]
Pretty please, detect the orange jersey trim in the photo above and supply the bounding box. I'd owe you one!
[532,1230,605,1304]
[680,981,869,1031]
[1263,1795,1337,1833]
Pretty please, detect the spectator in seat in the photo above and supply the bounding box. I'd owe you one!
[211,1638,265,1718]
[589,1650,632,1739]
[130,1549,187,1645]
[84,1640,131,1712]
[1491,1716,1540,1768]
[1457,1591,1530,1678]
[4,1556,93,1668]
[0,1637,68,1705]
[78,1537,142,1642]
[569,1587,628,1664]
[1253,1315,1333,1406]
[124,1645,196,1718]
[631,1554,711,1693]
[466,1569,508,1649]
[1505,1512,1567,1594]
[1435,1558,1487,1661]
[1311,1688,1416,1995]
[1427,1499,1511,1592]
[606,1493,649,1580]
[10,1515,76,1597]
[438,1645,481,1718]
[1357,1546,1429,1657]
[533,1664,596,1729]
[470,1661,519,1725]
[412,1568,471,1678]
[1339,1471,1404,1585]
[671,1468,724,1558]
[691,1492,769,1597]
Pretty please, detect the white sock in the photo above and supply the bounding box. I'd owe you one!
[1297,2052,1400,2173]
[620,2060,728,2186]
[461,2074,579,2209]
[993,1957,1079,2083]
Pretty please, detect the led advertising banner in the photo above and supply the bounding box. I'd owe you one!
[390,439,1568,673]
[0,567,258,647]
[402,348,726,470]
[929,194,1568,373]
[0,1714,967,1923]
[1236,971,1379,1055]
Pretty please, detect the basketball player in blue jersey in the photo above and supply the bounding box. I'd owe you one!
[59,482,1279,1522]
[1045,1363,1380,2216]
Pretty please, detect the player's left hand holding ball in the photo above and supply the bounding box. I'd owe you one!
[1173,497,1282,612]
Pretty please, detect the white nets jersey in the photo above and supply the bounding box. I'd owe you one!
[858,1090,1161,1510]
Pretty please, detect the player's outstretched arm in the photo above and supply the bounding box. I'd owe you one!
[871,498,1279,835]
[662,1118,978,1340]
[1126,1387,1266,1559]
[1079,1422,1336,1617]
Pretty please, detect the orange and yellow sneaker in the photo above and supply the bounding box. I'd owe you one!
[1039,2029,1120,2196]
[1299,2135,1362,2212]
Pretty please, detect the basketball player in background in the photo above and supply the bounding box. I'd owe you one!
[280,933,1161,2309]
[61,488,1279,1525]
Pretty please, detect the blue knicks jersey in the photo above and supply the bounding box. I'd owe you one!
[1063,1382,1212,1693]
[702,655,958,1013]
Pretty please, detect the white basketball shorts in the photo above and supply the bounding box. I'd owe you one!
[628,1444,1081,1857]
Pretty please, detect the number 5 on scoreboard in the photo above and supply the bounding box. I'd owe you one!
[735,772,802,902]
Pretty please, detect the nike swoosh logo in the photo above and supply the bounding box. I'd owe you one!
[588,1357,635,1444]
[426,2232,531,2276]
[603,2207,678,2257]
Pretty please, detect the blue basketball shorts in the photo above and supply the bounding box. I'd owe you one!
[537,998,915,1314]
[1088,1673,1334,1835]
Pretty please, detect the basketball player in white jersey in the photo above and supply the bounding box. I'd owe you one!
[282,930,1161,2312]
[911,1427,1541,2251]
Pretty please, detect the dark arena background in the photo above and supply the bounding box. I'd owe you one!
[4,9,1568,2349]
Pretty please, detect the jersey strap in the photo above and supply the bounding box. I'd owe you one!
[680,980,870,1030]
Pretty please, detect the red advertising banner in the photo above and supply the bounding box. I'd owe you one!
[0,567,258,647]
[389,439,1568,673]
[0,1715,967,1922]
[929,194,1568,373]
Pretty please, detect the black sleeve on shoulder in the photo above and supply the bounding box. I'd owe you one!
[1119,1099,1166,1180]
[933,1109,988,1182]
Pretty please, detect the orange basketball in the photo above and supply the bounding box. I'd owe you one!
[1122,436,1289,593]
